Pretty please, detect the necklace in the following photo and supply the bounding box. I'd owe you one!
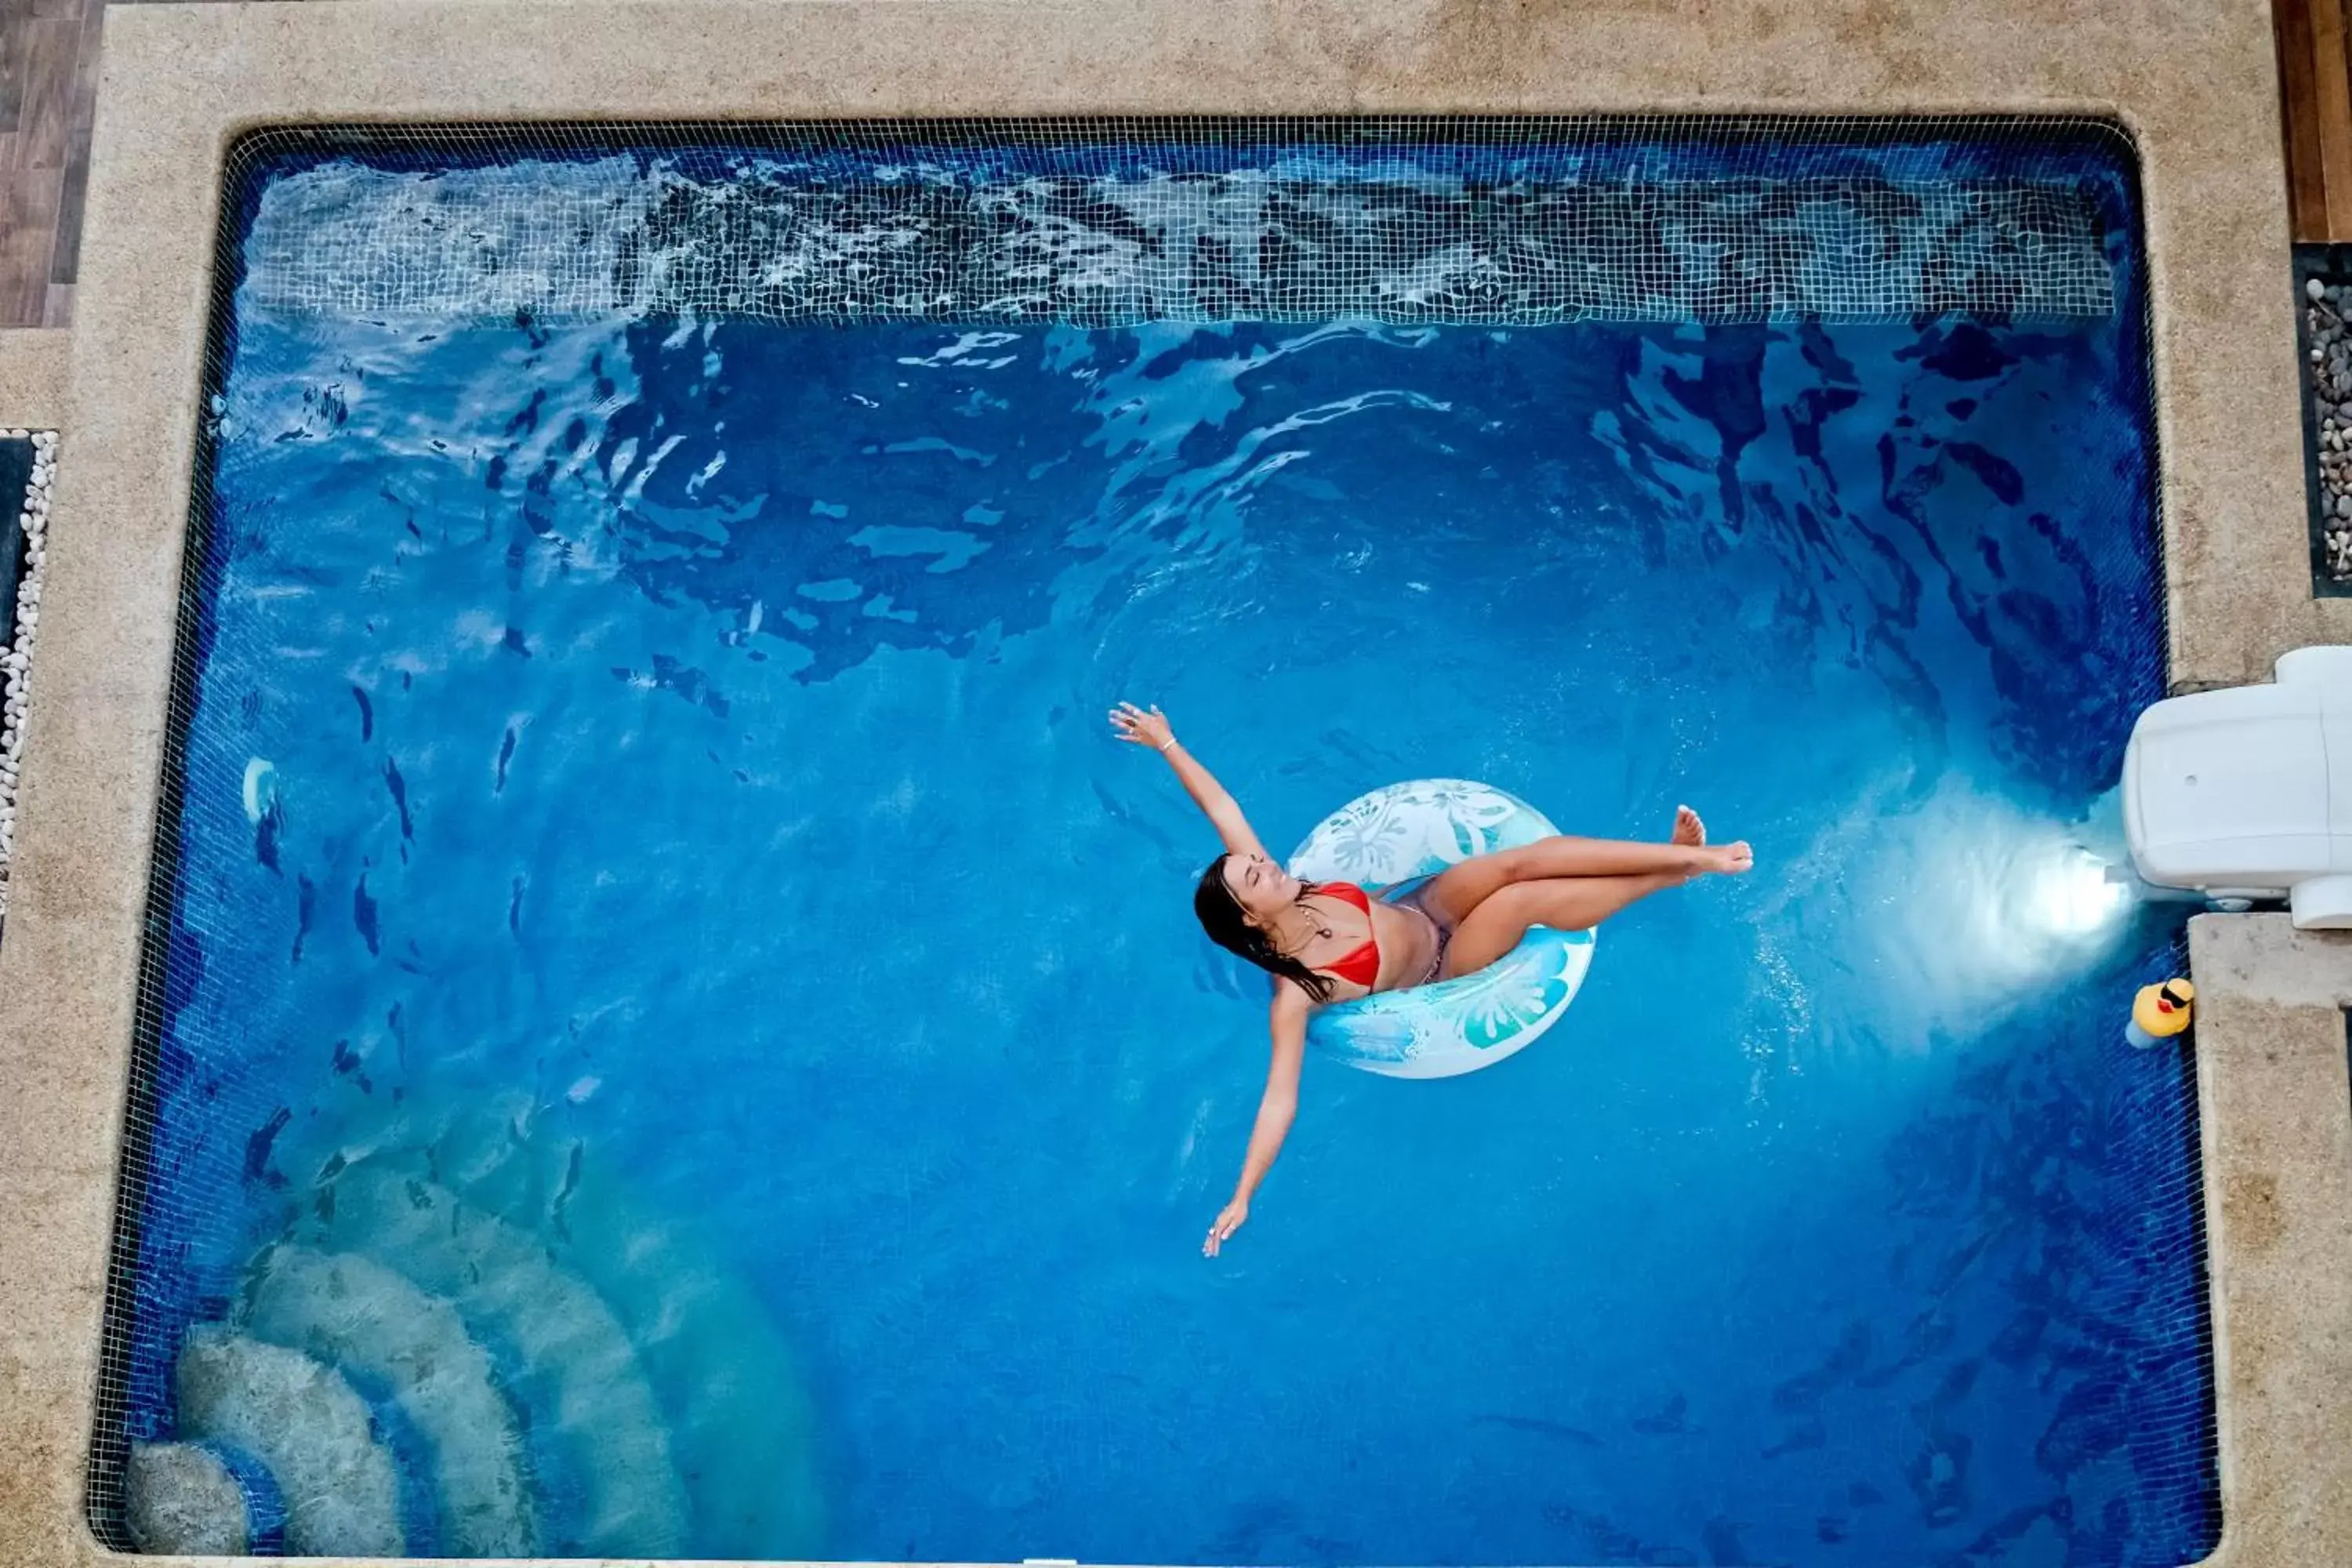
[1272,893,1335,957]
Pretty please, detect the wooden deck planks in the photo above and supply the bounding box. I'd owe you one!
[0,8,77,328]
[2276,0,2352,241]
[0,0,320,329]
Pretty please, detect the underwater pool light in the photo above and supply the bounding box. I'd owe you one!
[2024,844,2132,938]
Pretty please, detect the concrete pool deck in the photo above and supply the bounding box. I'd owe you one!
[0,0,2347,1563]
[0,332,71,435]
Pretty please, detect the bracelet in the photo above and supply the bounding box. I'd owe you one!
[1160,738,1178,752]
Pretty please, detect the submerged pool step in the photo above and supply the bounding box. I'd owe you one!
[240,1245,536,1556]
[408,1098,826,1557]
[169,1327,405,1555]
[143,1085,826,1559]
[122,1439,284,1555]
[154,1175,687,1559]
[299,1163,689,1557]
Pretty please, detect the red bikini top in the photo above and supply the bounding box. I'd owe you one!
[1315,881,1381,988]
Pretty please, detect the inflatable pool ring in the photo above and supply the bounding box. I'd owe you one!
[1287,779,1595,1079]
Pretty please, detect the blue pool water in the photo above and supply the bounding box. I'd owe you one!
[113,128,2214,1566]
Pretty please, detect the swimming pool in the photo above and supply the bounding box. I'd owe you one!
[100,121,2214,1565]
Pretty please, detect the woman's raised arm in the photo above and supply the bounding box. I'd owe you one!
[1110,702,1269,861]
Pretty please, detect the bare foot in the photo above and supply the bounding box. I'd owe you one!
[1708,840,1755,875]
[1671,805,1706,847]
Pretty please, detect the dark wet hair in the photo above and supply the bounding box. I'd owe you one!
[1193,852,1335,1004]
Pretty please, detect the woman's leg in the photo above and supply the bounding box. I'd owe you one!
[1419,806,1745,927]
[1439,873,1685,979]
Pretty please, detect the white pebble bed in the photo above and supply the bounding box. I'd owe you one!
[2306,275,2352,582]
[0,429,54,916]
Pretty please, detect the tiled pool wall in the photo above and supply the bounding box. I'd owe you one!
[220,117,2130,326]
[0,2,2346,1566]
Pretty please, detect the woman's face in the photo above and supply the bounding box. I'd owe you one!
[1222,851,1299,925]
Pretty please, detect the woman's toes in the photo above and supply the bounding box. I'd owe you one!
[1671,805,1706,847]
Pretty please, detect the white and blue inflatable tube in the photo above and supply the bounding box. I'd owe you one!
[1287,779,1595,1080]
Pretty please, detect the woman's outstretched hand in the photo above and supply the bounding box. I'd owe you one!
[1203,1196,1249,1257]
[1110,701,1177,753]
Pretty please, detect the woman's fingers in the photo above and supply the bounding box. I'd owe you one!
[1109,702,1171,751]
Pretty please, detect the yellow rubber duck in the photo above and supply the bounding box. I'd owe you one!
[2125,978,2194,1047]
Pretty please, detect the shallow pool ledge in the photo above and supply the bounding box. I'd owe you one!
[2187,913,2352,1568]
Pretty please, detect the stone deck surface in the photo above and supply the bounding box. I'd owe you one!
[0,2,2347,1564]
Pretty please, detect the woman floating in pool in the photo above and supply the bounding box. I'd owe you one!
[1111,701,1752,1255]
